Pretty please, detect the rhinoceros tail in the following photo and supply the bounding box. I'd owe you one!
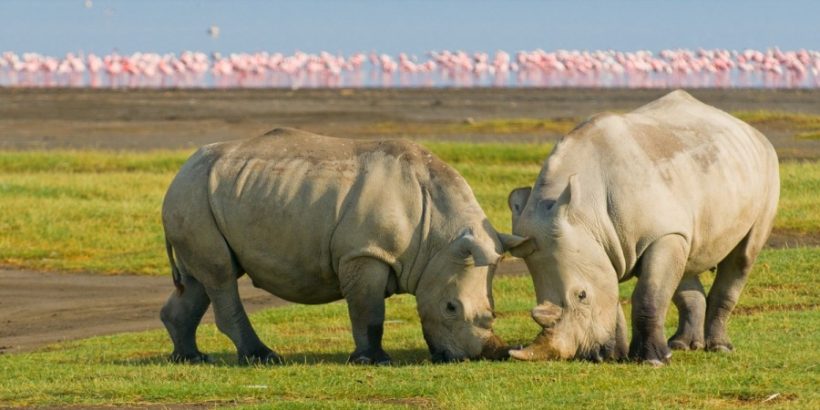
[165,239,185,295]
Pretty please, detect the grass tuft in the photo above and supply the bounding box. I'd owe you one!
[796,131,820,140]
[0,150,192,173]
[367,118,577,138]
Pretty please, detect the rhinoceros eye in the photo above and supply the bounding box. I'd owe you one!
[443,300,462,318]
[578,290,587,301]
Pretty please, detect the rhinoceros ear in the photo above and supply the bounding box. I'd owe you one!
[508,187,531,227]
[455,228,501,267]
[498,233,535,258]
[498,233,529,249]
[553,174,580,217]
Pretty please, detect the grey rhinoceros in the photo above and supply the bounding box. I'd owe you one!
[505,90,780,365]
[160,128,525,365]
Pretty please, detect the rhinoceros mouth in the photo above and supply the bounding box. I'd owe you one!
[427,343,473,363]
[423,330,462,363]
[578,343,605,362]
[430,349,461,363]
[427,337,510,363]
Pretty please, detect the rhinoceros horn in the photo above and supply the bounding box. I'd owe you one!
[480,333,511,360]
[509,302,564,361]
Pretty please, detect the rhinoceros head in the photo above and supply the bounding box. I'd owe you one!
[504,176,625,362]
[415,227,526,363]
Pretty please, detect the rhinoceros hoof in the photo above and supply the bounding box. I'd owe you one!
[240,351,284,366]
[642,358,667,367]
[706,342,734,353]
[169,352,211,364]
[668,338,705,351]
[348,350,392,366]
[630,341,672,365]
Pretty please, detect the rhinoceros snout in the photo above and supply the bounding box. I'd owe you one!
[479,333,511,361]
[428,335,509,363]
[583,347,605,363]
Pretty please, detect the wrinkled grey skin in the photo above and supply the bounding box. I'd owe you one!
[160,128,525,365]
[506,90,780,365]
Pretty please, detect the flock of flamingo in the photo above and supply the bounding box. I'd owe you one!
[1,48,818,89]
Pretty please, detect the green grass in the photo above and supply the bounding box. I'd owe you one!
[733,111,820,129]
[0,149,188,173]
[357,112,820,140]
[0,172,170,274]
[1,146,818,275]
[776,161,820,234]
[0,247,817,408]
[422,141,552,164]
[796,130,820,141]
[734,111,820,144]
[365,118,578,138]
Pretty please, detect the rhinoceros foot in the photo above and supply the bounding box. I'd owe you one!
[706,341,734,353]
[630,339,672,366]
[239,348,284,366]
[169,351,211,364]
[668,335,705,351]
[348,349,392,366]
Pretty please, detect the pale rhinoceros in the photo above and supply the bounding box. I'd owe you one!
[505,90,779,365]
[161,128,525,365]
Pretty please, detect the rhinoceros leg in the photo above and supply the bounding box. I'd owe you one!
[206,280,283,365]
[597,302,629,362]
[668,274,706,351]
[629,234,688,366]
[160,270,211,363]
[339,256,392,365]
[167,223,281,365]
[612,303,630,360]
[705,228,762,353]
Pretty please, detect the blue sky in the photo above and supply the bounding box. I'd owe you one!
[1,0,818,56]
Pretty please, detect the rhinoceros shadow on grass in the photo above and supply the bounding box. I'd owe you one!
[117,348,434,367]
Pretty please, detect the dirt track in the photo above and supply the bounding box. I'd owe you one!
[0,260,528,354]
[0,269,289,354]
[0,88,817,354]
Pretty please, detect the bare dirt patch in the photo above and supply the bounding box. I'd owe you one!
[0,260,530,355]
[732,302,818,316]
[767,228,820,248]
[365,397,437,408]
[0,269,287,354]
